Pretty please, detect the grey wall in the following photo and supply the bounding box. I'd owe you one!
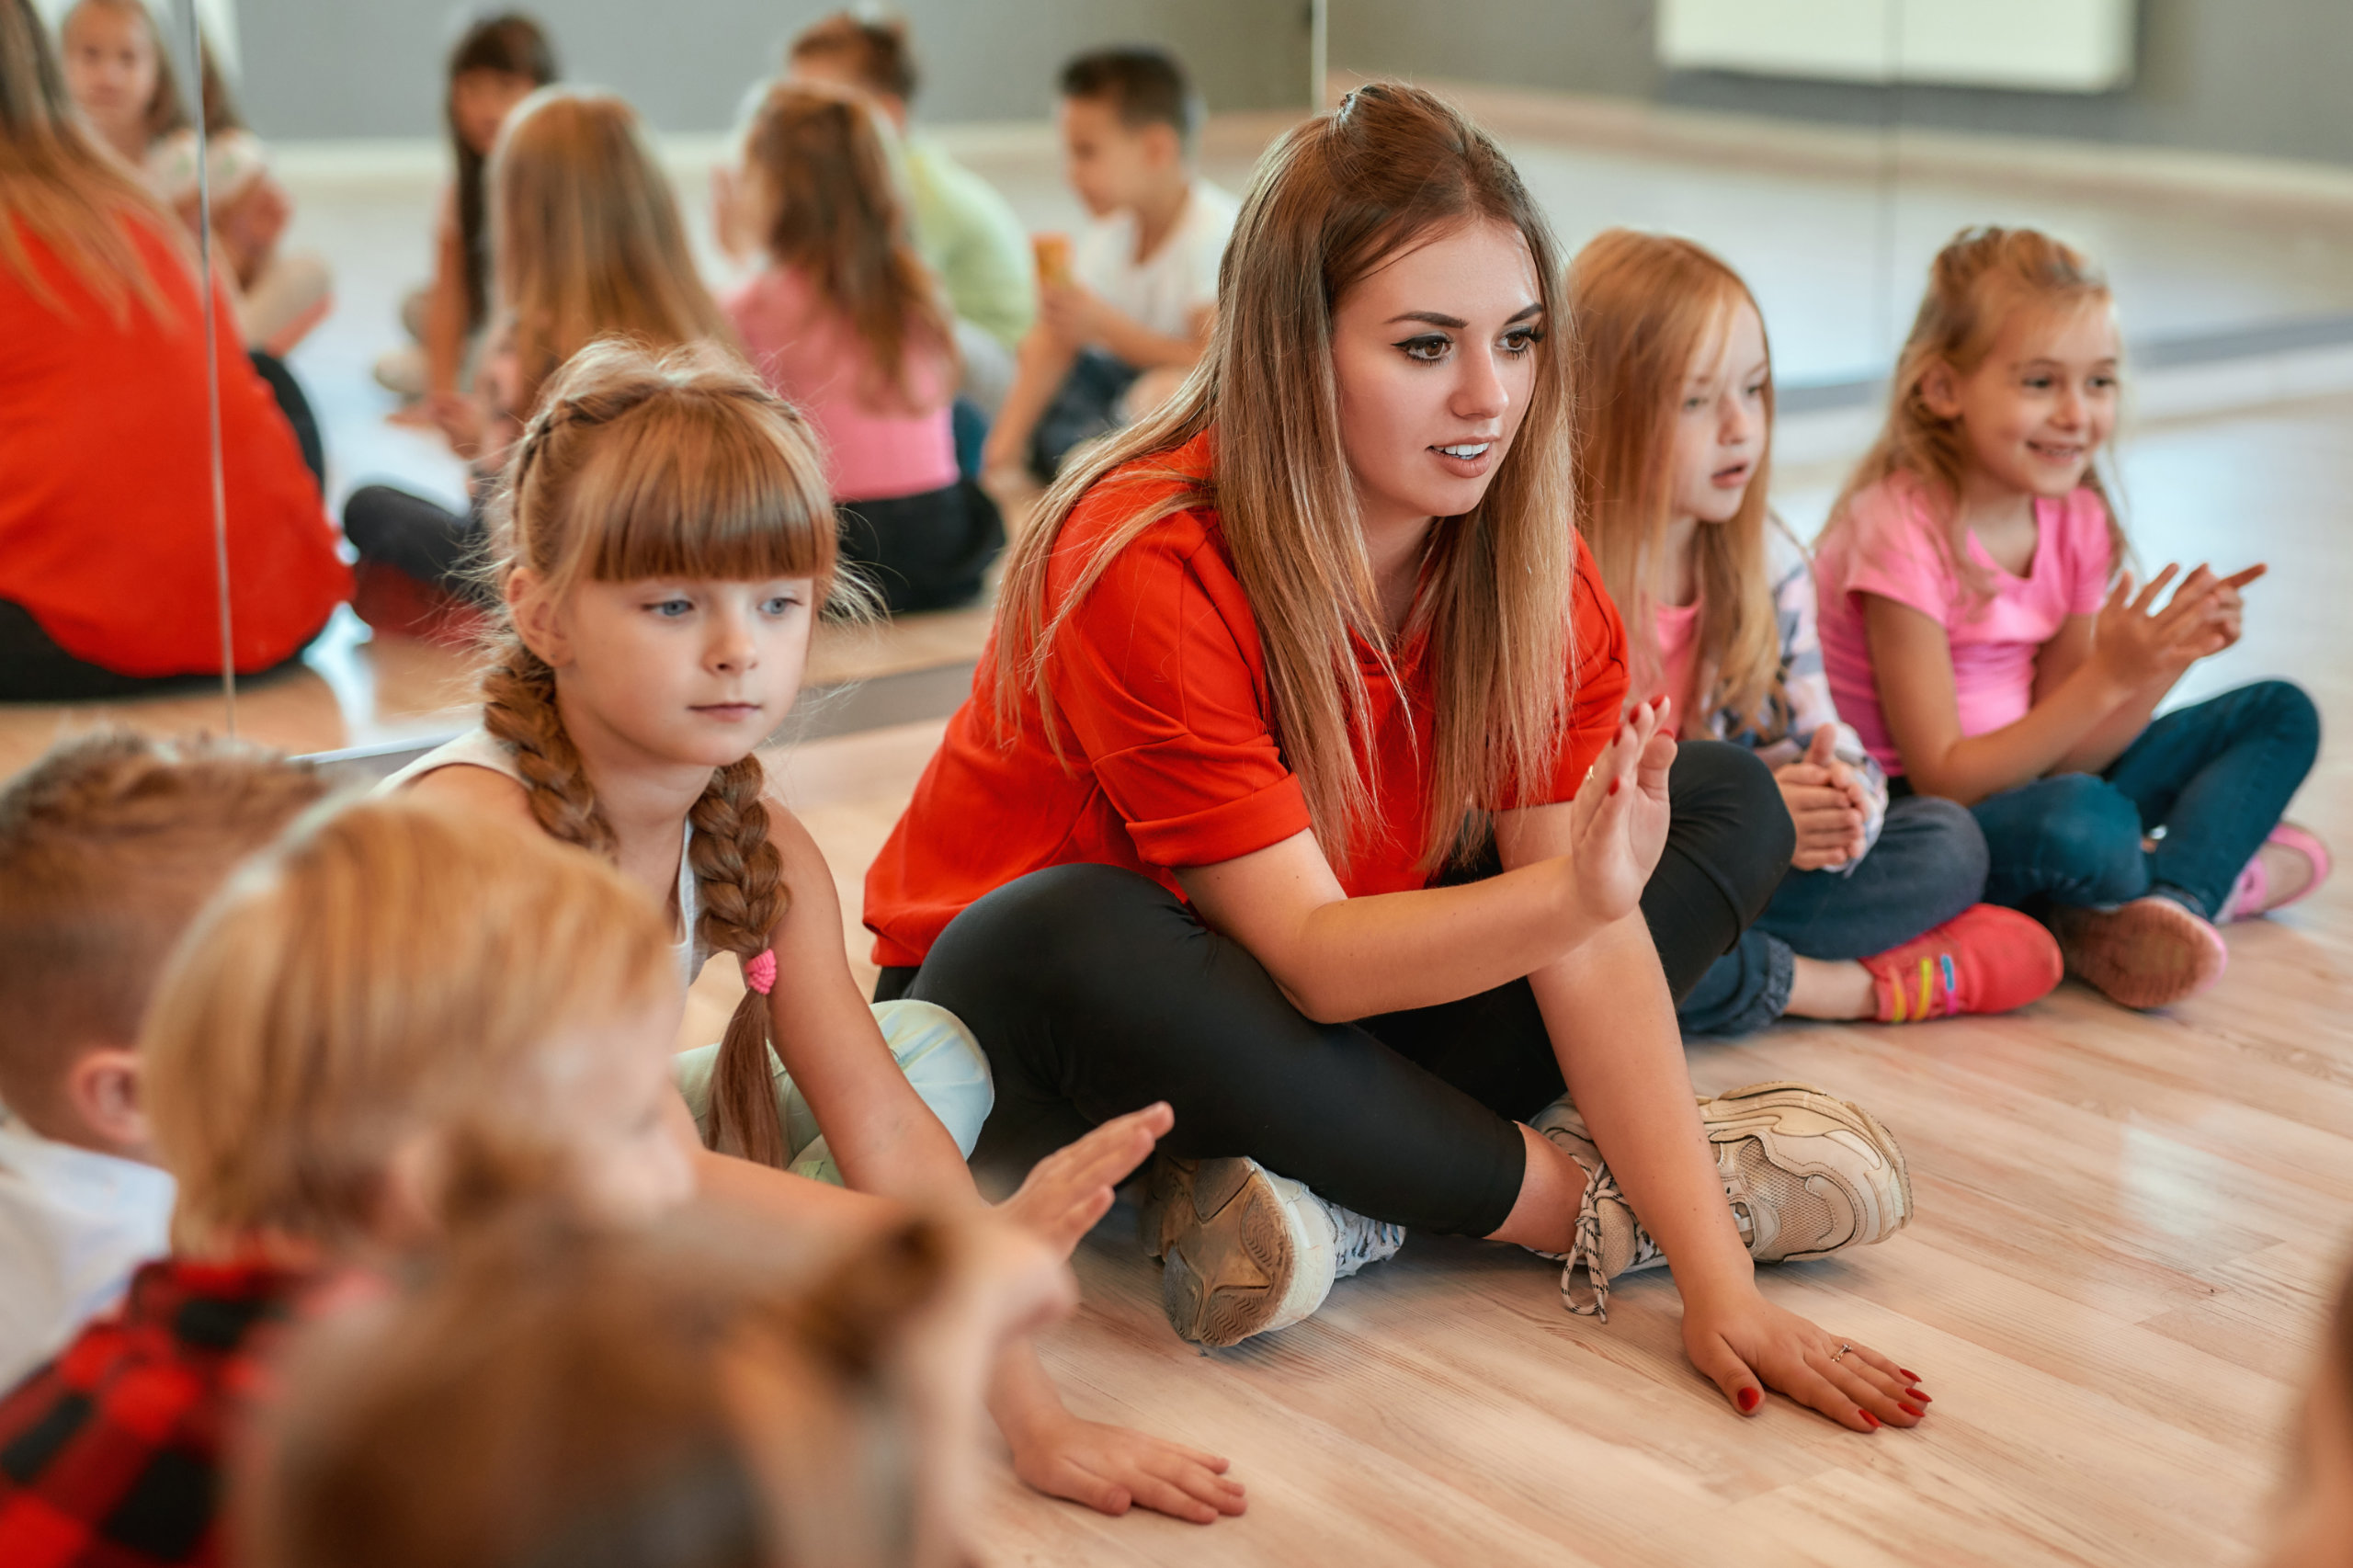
[234,0,1310,140]
[1330,0,2353,167]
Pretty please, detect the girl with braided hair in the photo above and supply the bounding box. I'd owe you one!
[386,336,1249,1528]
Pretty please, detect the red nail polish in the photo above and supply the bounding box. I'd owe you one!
[1898,1369,1921,1381]
[1736,1386,1760,1413]
[1608,777,1620,796]
[1907,1389,1932,1404]
[1859,1411,1881,1429]
[1899,1403,1923,1418]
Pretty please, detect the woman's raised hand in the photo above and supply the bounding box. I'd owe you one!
[1562,697,1677,929]
[995,1102,1174,1259]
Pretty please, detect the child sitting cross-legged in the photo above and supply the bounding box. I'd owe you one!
[979,46,1237,483]
[244,1208,1076,1568]
[391,337,1245,1523]
[0,733,328,1393]
[0,796,1169,1565]
[1567,230,2063,1034]
[1814,227,2325,1010]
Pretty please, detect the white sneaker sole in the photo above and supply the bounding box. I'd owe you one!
[1144,1156,1336,1348]
[1703,1081,1913,1261]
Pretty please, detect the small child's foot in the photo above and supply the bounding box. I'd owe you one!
[2220,822,2331,922]
[2051,896,2227,1009]
[1859,903,2063,1022]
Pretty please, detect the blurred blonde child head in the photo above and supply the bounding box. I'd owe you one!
[489,86,733,416]
[1567,228,1780,731]
[245,1208,1074,1568]
[0,733,327,1158]
[143,796,690,1256]
[1825,224,2127,599]
[736,79,954,415]
[479,337,838,1170]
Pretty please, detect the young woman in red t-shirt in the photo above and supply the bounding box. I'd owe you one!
[868,85,1932,1430]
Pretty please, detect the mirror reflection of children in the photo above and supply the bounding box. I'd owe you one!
[980,47,1237,485]
[1814,227,2325,1011]
[376,12,558,430]
[1568,230,2063,1034]
[59,0,332,356]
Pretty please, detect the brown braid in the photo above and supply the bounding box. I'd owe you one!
[688,756,791,1167]
[480,644,618,859]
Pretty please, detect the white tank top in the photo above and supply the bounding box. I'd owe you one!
[380,728,706,986]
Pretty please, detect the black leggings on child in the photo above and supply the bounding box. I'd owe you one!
[838,479,1006,614]
[874,741,1793,1238]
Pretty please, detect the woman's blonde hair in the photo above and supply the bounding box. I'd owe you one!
[142,797,677,1256]
[1568,229,1781,734]
[0,0,176,321]
[994,82,1575,870]
[481,337,838,1171]
[740,79,953,414]
[1823,224,2128,606]
[493,86,737,417]
[246,1211,961,1568]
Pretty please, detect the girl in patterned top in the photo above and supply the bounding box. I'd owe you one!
[1568,229,2063,1033]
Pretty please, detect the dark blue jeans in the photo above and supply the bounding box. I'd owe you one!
[1970,680,2319,921]
[1677,793,1987,1037]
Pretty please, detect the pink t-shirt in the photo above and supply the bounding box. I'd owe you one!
[1650,596,1704,720]
[1814,475,2112,775]
[724,266,958,503]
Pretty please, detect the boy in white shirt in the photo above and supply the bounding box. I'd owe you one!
[982,46,1239,483]
[0,733,326,1390]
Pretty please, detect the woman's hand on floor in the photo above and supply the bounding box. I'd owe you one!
[996,1102,1175,1258]
[1006,1404,1247,1523]
[1682,1286,1929,1432]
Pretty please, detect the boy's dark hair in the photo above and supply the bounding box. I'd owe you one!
[0,732,327,1112]
[789,11,918,103]
[1059,46,1199,150]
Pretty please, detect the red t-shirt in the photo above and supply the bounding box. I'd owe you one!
[0,216,347,676]
[863,430,1630,968]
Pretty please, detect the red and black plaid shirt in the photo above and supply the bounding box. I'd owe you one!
[0,1256,309,1568]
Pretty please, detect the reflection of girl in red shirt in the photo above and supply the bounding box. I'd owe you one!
[0,44,343,699]
[868,83,1933,1432]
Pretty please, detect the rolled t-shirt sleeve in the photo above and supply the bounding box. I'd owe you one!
[1047,527,1312,868]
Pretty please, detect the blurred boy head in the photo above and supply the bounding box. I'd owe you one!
[0,733,329,1161]
[1055,46,1199,219]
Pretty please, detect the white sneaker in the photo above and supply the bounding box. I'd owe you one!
[1531,1079,1912,1319]
[1140,1155,1404,1348]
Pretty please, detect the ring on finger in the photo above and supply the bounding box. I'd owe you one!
[1829,1341,1851,1363]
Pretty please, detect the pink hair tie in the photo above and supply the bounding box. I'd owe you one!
[742,949,778,995]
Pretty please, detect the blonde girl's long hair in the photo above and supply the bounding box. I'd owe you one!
[1823,225,2128,606]
[1568,230,1782,735]
[741,79,954,415]
[481,338,839,1171]
[0,0,176,321]
[142,798,678,1257]
[993,81,1576,871]
[492,87,739,417]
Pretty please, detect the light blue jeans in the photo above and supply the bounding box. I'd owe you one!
[672,999,995,1184]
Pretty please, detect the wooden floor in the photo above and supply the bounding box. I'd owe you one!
[9,98,2353,1568]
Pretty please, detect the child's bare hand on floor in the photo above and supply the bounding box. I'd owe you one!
[1006,1405,1248,1523]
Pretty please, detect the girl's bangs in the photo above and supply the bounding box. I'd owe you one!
[575,411,834,585]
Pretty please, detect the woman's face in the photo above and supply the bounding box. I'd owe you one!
[1666,300,1770,528]
[1329,219,1545,536]
[61,3,159,148]
[453,67,538,156]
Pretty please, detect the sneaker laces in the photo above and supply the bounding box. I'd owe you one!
[1552,1156,1751,1322]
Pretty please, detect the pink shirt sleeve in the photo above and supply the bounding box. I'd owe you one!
[1837,480,1960,627]
[2058,488,2115,615]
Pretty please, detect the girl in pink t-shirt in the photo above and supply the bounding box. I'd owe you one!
[1570,229,2059,1034]
[728,81,1001,613]
[1815,226,2324,1010]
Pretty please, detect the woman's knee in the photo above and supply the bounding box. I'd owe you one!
[1670,741,1795,903]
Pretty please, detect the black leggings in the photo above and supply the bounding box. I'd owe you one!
[837,479,1006,614]
[877,741,1792,1238]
